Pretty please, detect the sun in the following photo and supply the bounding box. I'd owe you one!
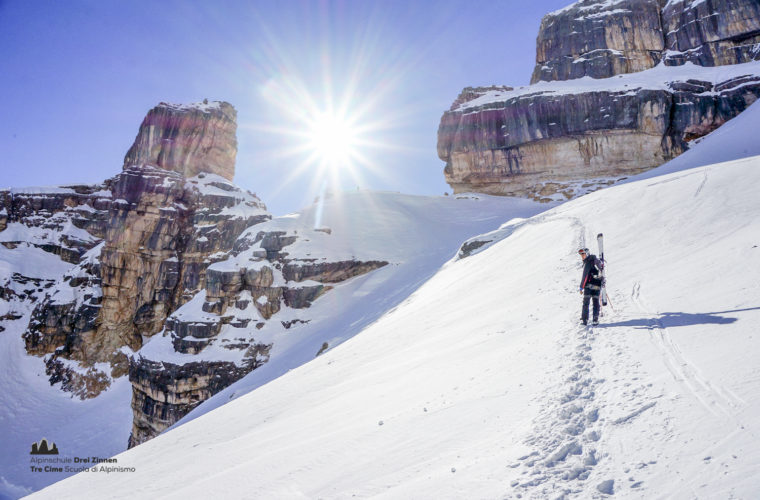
[306,111,358,168]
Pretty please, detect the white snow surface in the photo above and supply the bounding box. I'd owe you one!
[549,0,630,17]
[30,158,760,496]
[1,189,544,499]
[455,60,760,112]
[140,191,546,367]
[158,101,224,114]
[0,245,133,500]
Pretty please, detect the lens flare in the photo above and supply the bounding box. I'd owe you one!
[307,111,358,168]
[236,3,429,217]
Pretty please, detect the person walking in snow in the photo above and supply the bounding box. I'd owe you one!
[578,248,604,325]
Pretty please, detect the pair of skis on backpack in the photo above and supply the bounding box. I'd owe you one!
[597,233,609,308]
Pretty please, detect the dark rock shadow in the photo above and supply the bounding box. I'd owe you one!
[597,307,760,329]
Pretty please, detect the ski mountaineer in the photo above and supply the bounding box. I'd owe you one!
[578,248,604,325]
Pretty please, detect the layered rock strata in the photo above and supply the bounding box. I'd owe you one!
[442,0,760,198]
[123,101,238,181]
[9,99,394,446]
[662,0,760,67]
[127,224,388,447]
[23,101,270,399]
[127,355,269,448]
[0,184,112,263]
[532,0,760,84]
[532,0,665,83]
[23,244,112,398]
[0,185,119,398]
[96,166,269,360]
[439,67,760,199]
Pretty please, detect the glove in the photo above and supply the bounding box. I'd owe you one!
[579,288,584,295]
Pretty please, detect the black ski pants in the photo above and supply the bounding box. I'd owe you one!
[582,291,600,323]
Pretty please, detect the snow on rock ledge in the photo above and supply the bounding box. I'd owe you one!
[439,61,760,200]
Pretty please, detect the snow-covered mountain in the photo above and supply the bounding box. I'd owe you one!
[28,110,760,498]
[0,189,544,499]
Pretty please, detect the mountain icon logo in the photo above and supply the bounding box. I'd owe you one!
[30,438,59,455]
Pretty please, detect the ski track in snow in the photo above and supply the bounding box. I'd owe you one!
[631,281,745,423]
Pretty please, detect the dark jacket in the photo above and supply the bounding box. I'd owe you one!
[580,254,603,291]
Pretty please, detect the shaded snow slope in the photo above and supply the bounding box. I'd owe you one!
[31,153,760,498]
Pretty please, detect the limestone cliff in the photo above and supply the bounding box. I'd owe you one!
[441,0,760,199]
[0,184,112,263]
[22,101,270,399]
[532,0,760,84]
[7,100,392,444]
[127,223,388,447]
[532,0,665,83]
[123,101,238,181]
[662,0,760,67]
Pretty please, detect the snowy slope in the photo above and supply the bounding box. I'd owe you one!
[0,191,545,500]
[0,245,133,500]
[30,150,760,498]
[146,191,549,421]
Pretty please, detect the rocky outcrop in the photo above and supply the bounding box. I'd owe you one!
[0,184,113,398]
[439,70,760,199]
[22,243,114,398]
[21,101,270,399]
[532,0,760,84]
[93,101,268,372]
[441,0,760,198]
[532,0,665,83]
[7,99,393,447]
[662,0,760,67]
[126,225,389,447]
[127,353,269,448]
[97,166,269,352]
[123,101,238,181]
[0,184,112,263]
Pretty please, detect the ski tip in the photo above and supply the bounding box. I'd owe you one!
[597,233,603,238]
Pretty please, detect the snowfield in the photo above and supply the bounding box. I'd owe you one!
[28,147,760,498]
[0,191,544,499]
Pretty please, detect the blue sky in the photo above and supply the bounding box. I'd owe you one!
[0,0,570,215]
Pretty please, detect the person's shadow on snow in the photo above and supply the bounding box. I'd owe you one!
[596,307,760,329]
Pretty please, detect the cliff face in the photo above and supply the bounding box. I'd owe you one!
[123,102,237,181]
[127,222,388,447]
[0,185,112,263]
[532,0,665,84]
[2,186,114,396]
[441,0,760,199]
[22,102,270,399]
[532,0,760,84]
[6,100,393,446]
[662,0,760,67]
[439,68,760,199]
